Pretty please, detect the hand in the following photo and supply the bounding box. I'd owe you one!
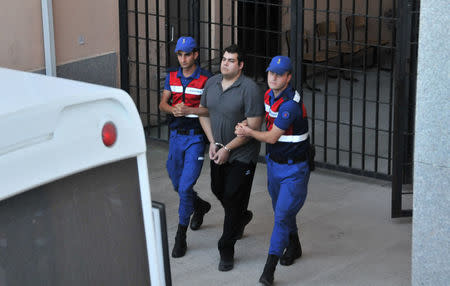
[235,123,251,137]
[172,103,190,117]
[212,147,230,165]
[209,142,217,160]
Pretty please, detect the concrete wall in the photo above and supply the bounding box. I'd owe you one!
[412,0,450,285]
[0,0,119,87]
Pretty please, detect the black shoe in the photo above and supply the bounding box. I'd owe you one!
[171,224,187,258]
[279,232,302,266]
[218,249,234,272]
[190,197,211,231]
[258,254,279,286]
[235,210,253,240]
[218,256,234,272]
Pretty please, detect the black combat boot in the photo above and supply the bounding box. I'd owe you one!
[172,224,188,258]
[190,196,211,231]
[279,232,302,266]
[258,254,279,286]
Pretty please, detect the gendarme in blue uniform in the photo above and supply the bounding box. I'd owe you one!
[164,60,212,227]
[264,84,310,257]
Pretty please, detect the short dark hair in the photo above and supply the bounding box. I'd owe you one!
[223,44,244,63]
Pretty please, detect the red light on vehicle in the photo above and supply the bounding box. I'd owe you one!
[102,122,117,147]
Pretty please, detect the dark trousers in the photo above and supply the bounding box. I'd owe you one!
[210,160,256,258]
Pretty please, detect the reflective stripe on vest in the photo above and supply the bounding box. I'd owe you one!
[185,114,199,118]
[265,91,301,118]
[170,86,204,95]
[278,133,309,143]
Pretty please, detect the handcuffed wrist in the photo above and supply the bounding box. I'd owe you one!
[215,142,231,152]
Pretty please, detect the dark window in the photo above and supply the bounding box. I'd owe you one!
[0,158,155,286]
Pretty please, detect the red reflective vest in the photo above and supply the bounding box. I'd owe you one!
[168,71,209,112]
[264,89,309,143]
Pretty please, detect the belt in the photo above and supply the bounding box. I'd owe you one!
[174,128,203,135]
[269,153,307,164]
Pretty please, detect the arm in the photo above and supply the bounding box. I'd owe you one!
[174,103,209,117]
[213,116,263,165]
[225,116,263,150]
[235,123,285,144]
[198,104,216,159]
[160,90,208,117]
[159,90,175,114]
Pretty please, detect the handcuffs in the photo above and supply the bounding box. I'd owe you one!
[214,142,231,153]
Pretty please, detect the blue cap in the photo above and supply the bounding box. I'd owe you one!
[266,56,292,75]
[175,36,197,53]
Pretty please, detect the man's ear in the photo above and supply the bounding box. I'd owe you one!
[239,61,244,70]
[287,73,292,84]
[194,51,199,60]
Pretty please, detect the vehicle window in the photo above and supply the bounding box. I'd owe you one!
[0,158,151,286]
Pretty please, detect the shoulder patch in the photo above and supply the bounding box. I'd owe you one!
[281,111,290,119]
[293,91,302,103]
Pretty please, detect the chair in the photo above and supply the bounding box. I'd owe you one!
[316,21,363,81]
[345,15,390,68]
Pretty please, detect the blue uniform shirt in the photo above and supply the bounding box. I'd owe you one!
[164,65,212,130]
[266,86,310,159]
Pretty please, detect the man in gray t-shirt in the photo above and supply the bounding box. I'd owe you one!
[199,44,264,272]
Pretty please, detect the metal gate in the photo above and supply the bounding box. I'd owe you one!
[119,0,419,217]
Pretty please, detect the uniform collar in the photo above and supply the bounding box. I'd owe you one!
[177,65,200,80]
[270,84,294,102]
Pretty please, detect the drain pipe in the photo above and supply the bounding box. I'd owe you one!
[41,0,56,76]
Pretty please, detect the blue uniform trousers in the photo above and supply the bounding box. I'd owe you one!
[166,130,205,226]
[266,155,310,257]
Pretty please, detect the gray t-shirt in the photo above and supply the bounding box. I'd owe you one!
[201,74,265,163]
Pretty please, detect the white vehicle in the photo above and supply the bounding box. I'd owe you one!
[0,68,171,286]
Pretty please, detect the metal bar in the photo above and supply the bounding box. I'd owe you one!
[208,0,212,71]
[309,144,392,160]
[41,0,57,76]
[119,0,129,92]
[315,162,391,181]
[276,2,281,54]
[220,0,223,54]
[177,0,181,37]
[405,0,419,185]
[323,0,330,162]
[237,0,287,8]
[375,0,383,172]
[196,0,201,45]
[348,0,356,168]
[387,0,396,176]
[311,0,317,145]
[242,0,247,70]
[134,0,140,113]
[290,0,299,88]
[231,0,235,45]
[198,20,287,34]
[145,0,150,133]
[392,0,410,218]
[265,0,270,74]
[253,0,257,81]
[336,0,343,166]
[156,0,162,139]
[165,0,170,68]
[361,0,369,171]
